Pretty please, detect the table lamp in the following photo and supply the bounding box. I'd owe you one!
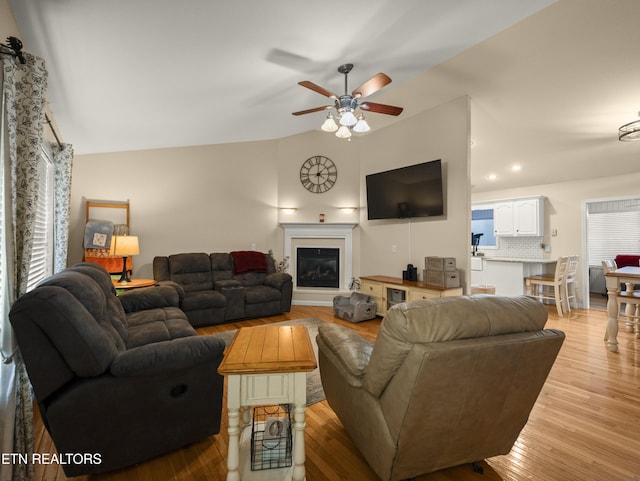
[110,235,139,283]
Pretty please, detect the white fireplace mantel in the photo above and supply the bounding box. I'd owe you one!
[281,223,356,293]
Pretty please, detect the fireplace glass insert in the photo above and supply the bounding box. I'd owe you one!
[296,248,340,288]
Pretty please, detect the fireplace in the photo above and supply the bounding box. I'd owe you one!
[281,223,356,305]
[296,248,340,288]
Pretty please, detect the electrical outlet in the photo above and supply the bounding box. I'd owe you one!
[544,244,551,253]
[391,244,397,253]
[250,243,256,250]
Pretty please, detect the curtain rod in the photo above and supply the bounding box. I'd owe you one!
[45,114,63,150]
[0,36,26,64]
[2,36,63,149]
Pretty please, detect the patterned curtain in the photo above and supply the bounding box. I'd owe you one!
[1,49,48,481]
[53,143,74,273]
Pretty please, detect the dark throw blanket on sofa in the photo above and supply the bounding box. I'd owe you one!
[231,250,268,274]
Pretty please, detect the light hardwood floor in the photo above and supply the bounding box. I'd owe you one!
[31,304,640,481]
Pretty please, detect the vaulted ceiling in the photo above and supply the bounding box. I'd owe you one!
[10,0,640,192]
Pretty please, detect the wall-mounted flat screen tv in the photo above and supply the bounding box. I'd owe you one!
[365,159,444,220]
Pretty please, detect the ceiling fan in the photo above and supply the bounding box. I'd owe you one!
[292,63,403,138]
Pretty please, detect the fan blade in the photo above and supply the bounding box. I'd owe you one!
[352,73,392,98]
[292,105,333,116]
[298,81,337,98]
[360,101,403,116]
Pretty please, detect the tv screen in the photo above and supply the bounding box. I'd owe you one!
[366,159,444,220]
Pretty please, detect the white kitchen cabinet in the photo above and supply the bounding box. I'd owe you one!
[493,202,514,235]
[493,197,544,237]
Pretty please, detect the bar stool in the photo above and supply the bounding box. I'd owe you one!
[565,255,580,311]
[525,256,570,317]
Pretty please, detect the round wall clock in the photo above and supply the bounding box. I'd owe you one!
[299,155,337,193]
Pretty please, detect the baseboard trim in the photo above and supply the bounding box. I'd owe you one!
[292,300,333,307]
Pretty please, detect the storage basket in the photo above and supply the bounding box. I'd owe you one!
[251,404,292,471]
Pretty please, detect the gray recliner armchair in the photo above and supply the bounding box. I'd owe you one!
[333,291,377,322]
[317,295,565,481]
[9,263,226,476]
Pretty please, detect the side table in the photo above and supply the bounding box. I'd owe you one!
[112,278,157,289]
[217,325,317,481]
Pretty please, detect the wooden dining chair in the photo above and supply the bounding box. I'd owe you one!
[525,256,570,317]
[602,259,640,339]
[565,255,580,311]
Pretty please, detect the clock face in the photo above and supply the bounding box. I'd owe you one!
[300,155,337,193]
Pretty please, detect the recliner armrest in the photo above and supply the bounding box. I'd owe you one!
[317,324,373,380]
[264,272,292,290]
[118,285,180,313]
[110,336,225,377]
[156,280,185,300]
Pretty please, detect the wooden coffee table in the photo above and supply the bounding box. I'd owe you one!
[217,325,317,481]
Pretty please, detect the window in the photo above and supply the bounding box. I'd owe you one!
[587,198,640,267]
[25,144,55,292]
[471,207,497,248]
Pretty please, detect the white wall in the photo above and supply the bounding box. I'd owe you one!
[276,130,360,226]
[359,96,471,286]
[70,140,280,278]
[472,171,640,307]
[70,98,471,294]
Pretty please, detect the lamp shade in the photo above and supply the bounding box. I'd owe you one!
[339,110,357,126]
[110,236,139,256]
[335,125,352,138]
[321,114,339,132]
[353,116,370,133]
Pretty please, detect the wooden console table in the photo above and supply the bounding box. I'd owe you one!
[217,325,317,481]
[360,275,463,316]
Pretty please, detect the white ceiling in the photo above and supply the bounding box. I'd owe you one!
[10,0,640,192]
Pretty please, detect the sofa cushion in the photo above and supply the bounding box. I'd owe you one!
[168,253,214,292]
[244,285,282,304]
[70,264,129,347]
[13,285,119,377]
[126,307,196,348]
[69,263,118,296]
[182,290,226,312]
[235,270,268,287]
[38,269,127,352]
[210,253,234,281]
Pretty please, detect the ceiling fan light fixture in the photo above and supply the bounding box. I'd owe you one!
[619,112,640,141]
[321,113,339,132]
[352,115,370,133]
[335,125,352,139]
[294,64,402,140]
[339,109,357,126]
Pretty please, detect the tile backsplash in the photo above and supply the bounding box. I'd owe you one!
[481,236,544,259]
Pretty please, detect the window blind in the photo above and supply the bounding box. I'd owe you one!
[26,145,54,292]
[587,199,640,266]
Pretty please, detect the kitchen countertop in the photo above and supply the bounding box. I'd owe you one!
[478,257,556,263]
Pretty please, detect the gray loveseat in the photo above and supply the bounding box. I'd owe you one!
[317,295,565,481]
[9,263,225,476]
[153,251,293,327]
